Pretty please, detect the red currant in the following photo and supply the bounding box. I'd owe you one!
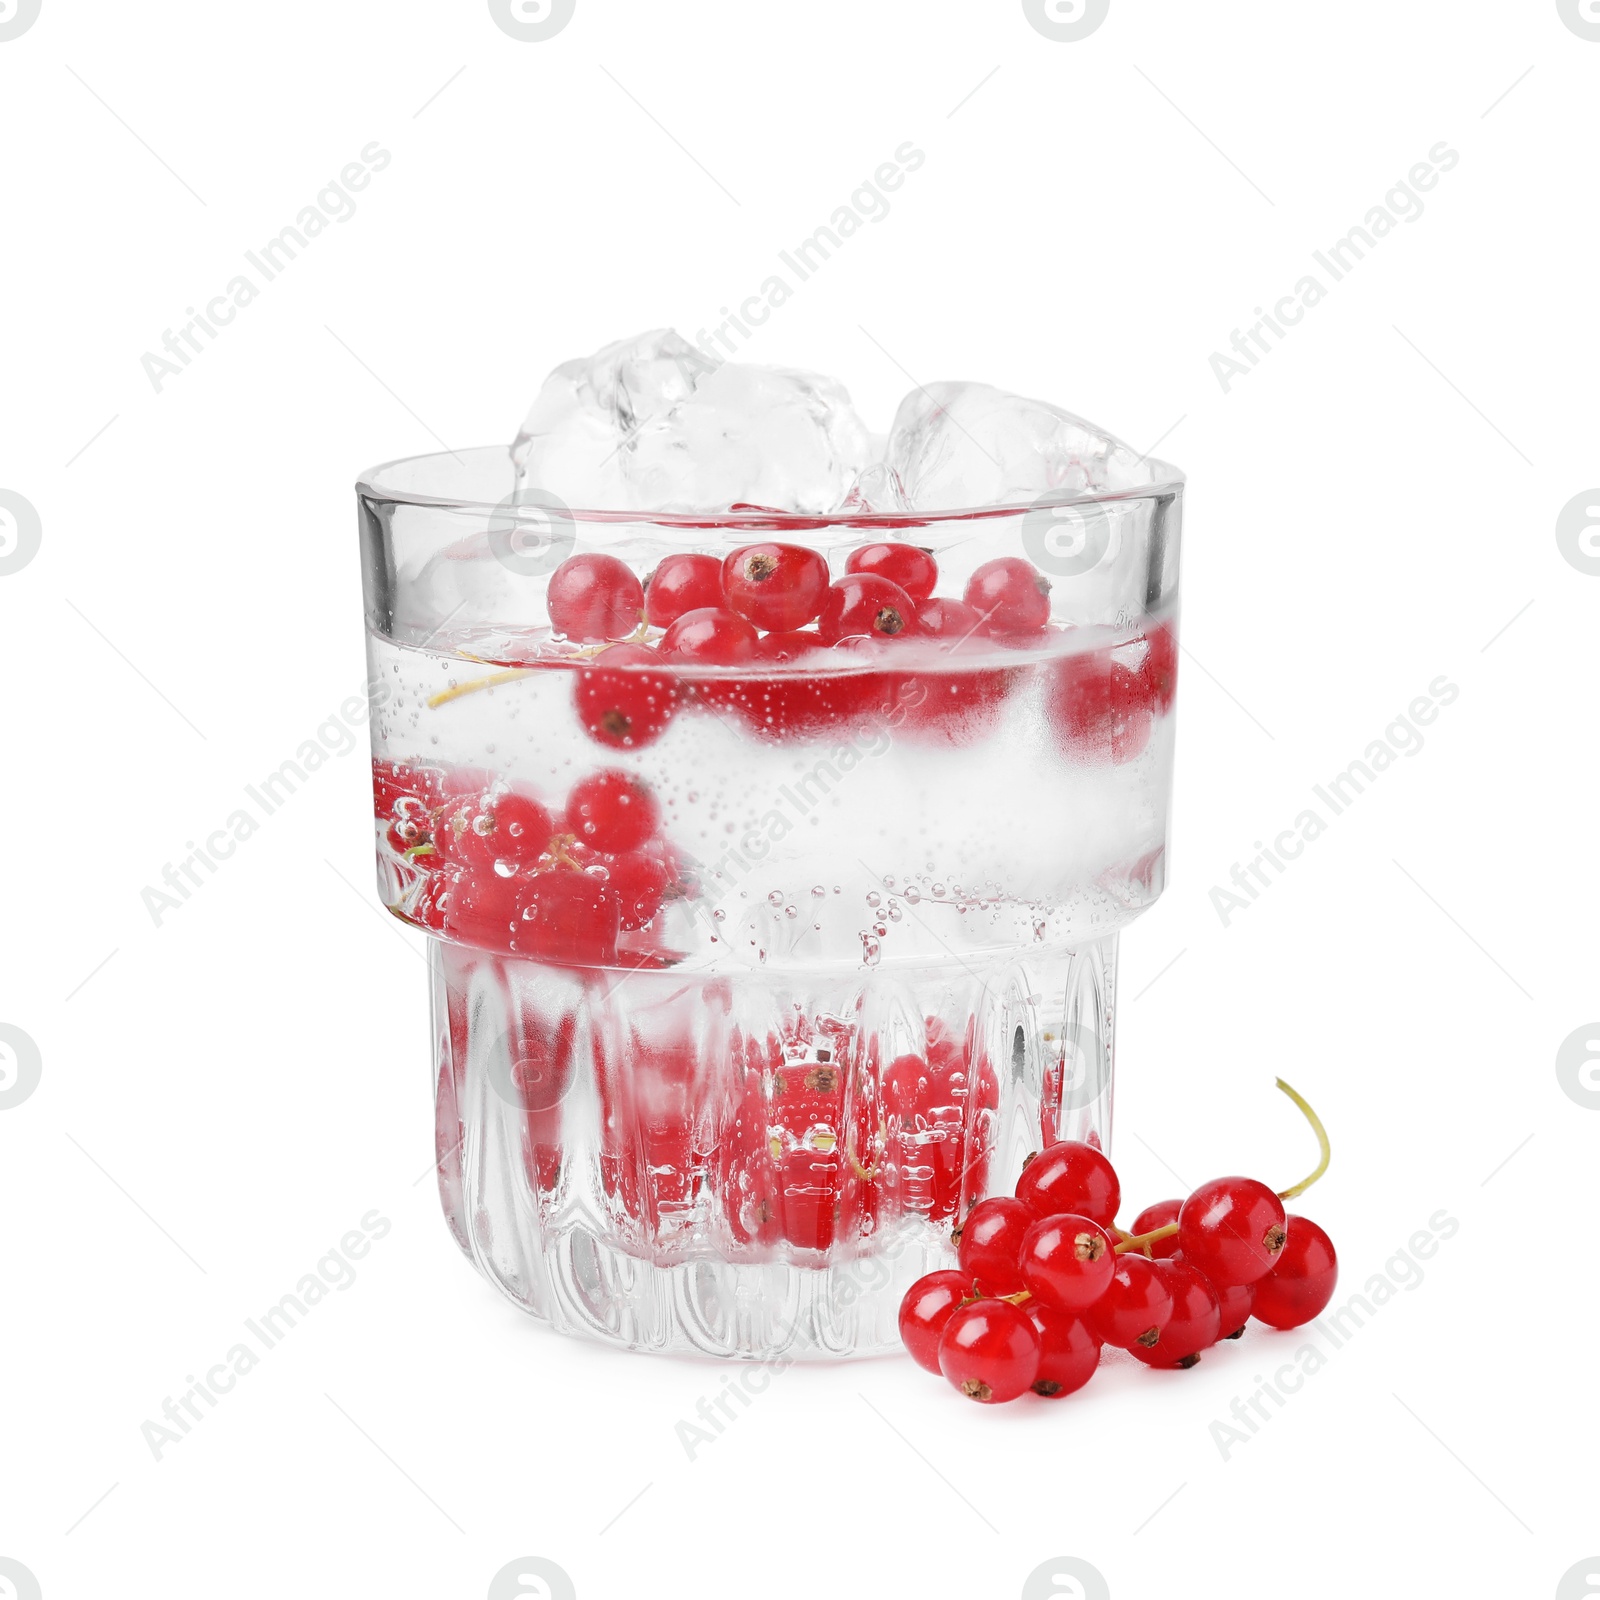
[433,790,554,871]
[1213,1275,1255,1339]
[1019,1214,1116,1311]
[1127,1260,1221,1369]
[1015,1140,1120,1227]
[643,553,723,628]
[845,542,938,602]
[573,644,679,750]
[937,1298,1041,1403]
[964,557,1050,633]
[916,597,988,644]
[512,868,620,966]
[1130,1199,1182,1258]
[753,629,821,662]
[659,606,759,665]
[817,574,919,646]
[1085,1253,1174,1349]
[1178,1177,1288,1287]
[602,845,675,932]
[1251,1215,1338,1329]
[547,553,644,642]
[898,1270,974,1375]
[722,543,830,632]
[1141,620,1178,714]
[955,1196,1033,1295]
[439,864,522,951]
[1047,649,1153,764]
[1027,1306,1102,1398]
[565,770,659,854]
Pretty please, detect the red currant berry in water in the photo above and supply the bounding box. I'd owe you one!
[513,868,620,966]
[1047,649,1153,765]
[1178,1177,1288,1287]
[817,574,920,646]
[1127,1260,1222,1369]
[547,554,644,642]
[603,846,675,932]
[845,542,938,602]
[964,557,1051,633]
[722,542,830,632]
[917,597,988,644]
[1020,1214,1116,1311]
[753,629,822,663]
[440,864,522,952]
[1016,1140,1120,1227]
[1085,1254,1175,1350]
[1141,620,1178,714]
[565,770,659,854]
[1027,1306,1102,1398]
[1213,1276,1255,1339]
[573,644,679,750]
[433,791,554,872]
[898,1270,974,1375]
[659,606,759,664]
[1251,1216,1338,1329]
[937,1298,1041,1404]
[1130,1199,1182,1258]
[644,553,723,628]
[955,1196,1033,1295]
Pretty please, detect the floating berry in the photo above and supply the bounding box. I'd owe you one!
[603,846,675,932]
[1016,1140,1120,1228]
[754,629,821,662]
[722,543,830,632]
[1129,1199,1183,1259]
[1047,649,1152,765]
[440,864,522,951]
[1027,1306,1102,1398]
[1178,1177,1288,1287]
[659,606,759,665]
[513,868,620,966]
[1251,1216,1338,1329]
[916,597,988,644]
[1085,1254,1174,1349]
[937,1298,1041,1404]
[1141,620,1178,714]
[644,553,723,627]
[1127,1260,1222,1369]
[547,553,644,642]
[845,542,938,602]
[385,794,432,857]
[898,1270,974,1376]
[434,791,554,872]
[817,574,919,646]
[565,771,659,854]
[1020,1214,1116,1312]
[964,557,1050,633]
[573,644,678,750]
[955,1196,1033,1296]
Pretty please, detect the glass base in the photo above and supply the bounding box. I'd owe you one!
[429,934,1119,1359]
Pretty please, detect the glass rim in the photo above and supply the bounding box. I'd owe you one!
[355,444,1185,530]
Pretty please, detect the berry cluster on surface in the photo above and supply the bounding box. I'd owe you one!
[469,541,1175,759]
[898,1082,1339,1403]
[373,757,687,966]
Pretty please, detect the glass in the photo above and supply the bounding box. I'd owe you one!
[356,445,1183,1358]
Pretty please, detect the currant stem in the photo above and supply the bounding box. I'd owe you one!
[427,668,534,709]
[1114,1222,1178,1255]
[1275,1077,1331,1201]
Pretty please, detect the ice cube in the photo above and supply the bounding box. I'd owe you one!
[885,381,1171,512]
[511,330,874,514]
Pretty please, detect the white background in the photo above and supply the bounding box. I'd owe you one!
[3,2,1598,1597]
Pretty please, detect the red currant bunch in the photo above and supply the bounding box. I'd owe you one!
[896,1080,1338,1403]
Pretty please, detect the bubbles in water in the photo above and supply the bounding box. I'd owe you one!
[767,890,784,907]
[866,891,881,908]
[811,886,825,899]
[883,874,897,889]
[932,884,946,898]
[887,902,903,922]
[785,905,798,918]
[860,933,881,965]
[712,908,725,922]
[904,886,922,904]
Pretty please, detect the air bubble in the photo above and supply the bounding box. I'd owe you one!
[866,891,881,908]
[904,886,922,904]
[767,890,784,907]
[860,933,881,966]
